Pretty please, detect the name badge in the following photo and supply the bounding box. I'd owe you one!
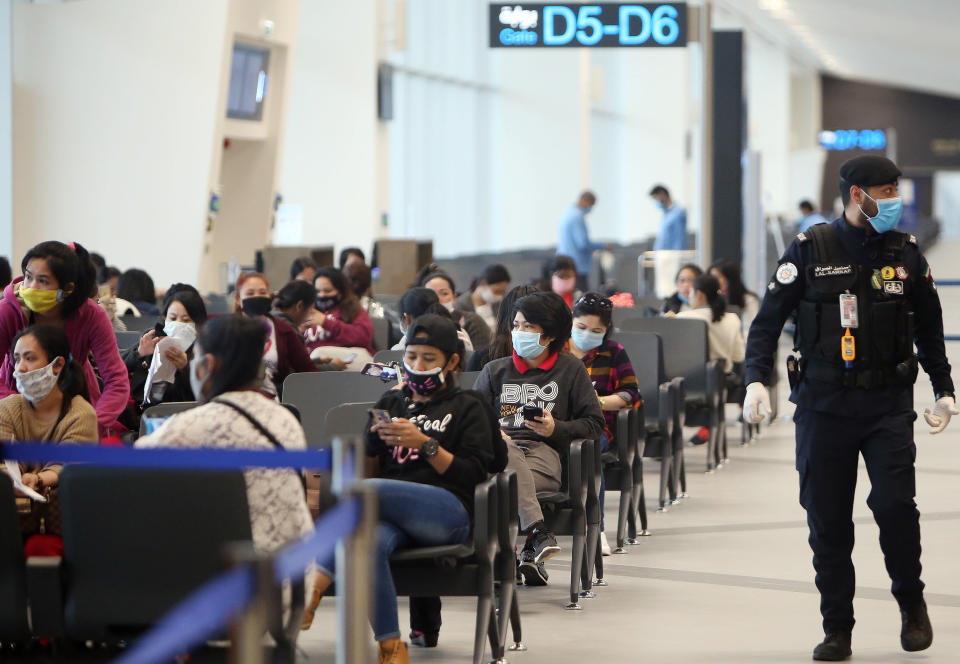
[813,264,855,278]
[839,293,858,328]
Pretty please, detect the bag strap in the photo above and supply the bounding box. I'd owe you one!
[808,223,845,264]
[213,397,284,450]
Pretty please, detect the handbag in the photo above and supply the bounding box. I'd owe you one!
[18,408,70,538]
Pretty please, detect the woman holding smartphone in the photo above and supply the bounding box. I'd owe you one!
[302,314,504,664]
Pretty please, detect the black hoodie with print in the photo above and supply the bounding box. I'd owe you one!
[365,384,505,516]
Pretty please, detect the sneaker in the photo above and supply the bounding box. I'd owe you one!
[528,528,561,564]
[900,600,933,652]
[409,630,439,648]
[600,531,611,556]
[519,560,549,586]
[812,632,851,661]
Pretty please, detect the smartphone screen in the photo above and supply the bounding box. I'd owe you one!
[154,322,167,338]
[361,362,398,381]
[343,353,357,363]
[368,408,393,425]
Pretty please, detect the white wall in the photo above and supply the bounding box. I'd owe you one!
[278,0,381,260]
[0,0,11,260]
[12,0,229,289]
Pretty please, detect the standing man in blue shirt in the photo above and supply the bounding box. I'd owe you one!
[797,199,829,233]
[557,190,610,291]
[650,184,687,251]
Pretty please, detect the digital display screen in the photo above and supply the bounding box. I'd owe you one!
[818,129,887,151]
[489,3,688,48]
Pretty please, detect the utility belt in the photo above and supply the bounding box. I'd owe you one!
[786,354,918,391]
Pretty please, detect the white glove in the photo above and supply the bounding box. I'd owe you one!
[743,382,771,424]
[923,396,959,434]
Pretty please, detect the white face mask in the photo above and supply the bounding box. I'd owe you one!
[442,301,456,313]
[14,358,60,404]
[479,286,502,305]
[163,320,197,347]
[189,354,209,401]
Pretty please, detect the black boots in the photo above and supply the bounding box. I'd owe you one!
[900,600,933,652]
[812,633,852,661]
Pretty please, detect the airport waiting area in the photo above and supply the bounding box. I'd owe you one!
[2,1,960,663]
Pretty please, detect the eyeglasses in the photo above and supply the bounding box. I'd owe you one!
[576,294,613,311]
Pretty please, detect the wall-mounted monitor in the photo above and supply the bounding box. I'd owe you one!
[227,43,270,121]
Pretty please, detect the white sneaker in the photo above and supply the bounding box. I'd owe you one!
[600,530,611,556]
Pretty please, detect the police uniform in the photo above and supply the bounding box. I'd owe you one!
[744,157,953,645]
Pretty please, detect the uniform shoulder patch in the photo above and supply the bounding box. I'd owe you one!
[908,234,918,245]
[796,232,809,243]
[776,262,799,285]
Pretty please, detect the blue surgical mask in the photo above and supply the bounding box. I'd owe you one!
[572,328,604,352]
[656,200,666,210]
[583,206,593,214]
[678,292,689,304]
[512,330,547,359]
[858,191,902,233]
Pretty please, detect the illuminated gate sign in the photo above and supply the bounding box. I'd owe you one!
[490,3,688,48]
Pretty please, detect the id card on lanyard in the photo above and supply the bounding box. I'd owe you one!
[839,293,858,328]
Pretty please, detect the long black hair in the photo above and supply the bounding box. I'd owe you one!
[314,267,361,323]
[710,260,755,309]
[117,268,157,305]
[398,287,440,322]
[196,314,268,400]
[162,283,208,326]
[20,241,97,318]
[488,284,538,362]
[11,325,90,419]
[514,291,571,355]
[273,279,317,311]
[693,274,726,322]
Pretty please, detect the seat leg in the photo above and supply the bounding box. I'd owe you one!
[474,590,493,664]
[615,481,631,552]
[581,523,599,597]
[508,590,526,652]
[658,453,671,512]
[566,511,586,609]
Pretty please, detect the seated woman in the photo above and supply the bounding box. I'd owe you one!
[393,287,473,352]
[303,314,502,664]
[710,259,760,335]
[567,293,641,555]
[272,280,347,371]
[474,291,604,586]
[116,268,161,317]
[135,314,313,557]
[0,241,129,438]
[303,267,375,365]
[676,273,745,374]
[124,284,207,412]
[418,268,491,351]
[234,272,316,400]
[455,264,511,332]
[661,263,702,315]
[290,256,318,283]
[342,260,387,320]
[465,284,537,371]
[539,255,579,309]
[0,325,97,557]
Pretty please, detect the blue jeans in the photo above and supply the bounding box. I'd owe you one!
[598,434,609,531]
[317,478,471,641]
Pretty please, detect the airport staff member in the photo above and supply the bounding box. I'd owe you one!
[650,184,687,250]
[557,190,611,291]
[742,156,955,662]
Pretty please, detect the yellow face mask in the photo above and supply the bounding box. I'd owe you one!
[19,283,70,314]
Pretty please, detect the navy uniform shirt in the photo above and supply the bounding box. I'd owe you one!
[745,216,953,416]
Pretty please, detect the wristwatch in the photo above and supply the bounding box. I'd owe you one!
[420,438,440,458]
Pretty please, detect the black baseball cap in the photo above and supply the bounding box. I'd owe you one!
[406,314,460,357]
[839,156,902,188]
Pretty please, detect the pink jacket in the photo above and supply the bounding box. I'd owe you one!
[303,306,375,355]
[0,279,130,437]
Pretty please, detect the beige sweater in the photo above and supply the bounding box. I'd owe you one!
[676,308,746,373]
[0,393,98,476]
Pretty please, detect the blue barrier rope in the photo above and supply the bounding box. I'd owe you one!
[1,442,332,471]
[114,496,362,664]
[936,280,960,287]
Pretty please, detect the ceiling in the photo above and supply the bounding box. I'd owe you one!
[714,0,960,99]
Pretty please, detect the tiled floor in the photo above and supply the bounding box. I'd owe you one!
[300,240,960,663]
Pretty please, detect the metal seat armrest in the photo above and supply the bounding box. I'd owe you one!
[26,556,65,638]
[614,409,635,470]
[472,476,499,567]
[657,382,673,438]
[566,440,588,511]
[705,359,724,408]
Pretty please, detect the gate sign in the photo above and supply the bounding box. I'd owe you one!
[490,3,688,48]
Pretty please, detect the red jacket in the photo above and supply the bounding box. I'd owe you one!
[303,306,375,356]
[269,315,317,399]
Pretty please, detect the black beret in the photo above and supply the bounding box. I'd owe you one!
[406,314,460,357]
[839,156,902,187]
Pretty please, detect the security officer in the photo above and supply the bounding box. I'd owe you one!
[743,155,956,661]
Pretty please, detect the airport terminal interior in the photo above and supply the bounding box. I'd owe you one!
[2,0,960,662]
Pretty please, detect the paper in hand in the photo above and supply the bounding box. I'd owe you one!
[4,459,47,502]
[142,326,196,405]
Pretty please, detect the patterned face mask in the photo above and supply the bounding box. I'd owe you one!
[402,362,445,396]
[14,358,60,404]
